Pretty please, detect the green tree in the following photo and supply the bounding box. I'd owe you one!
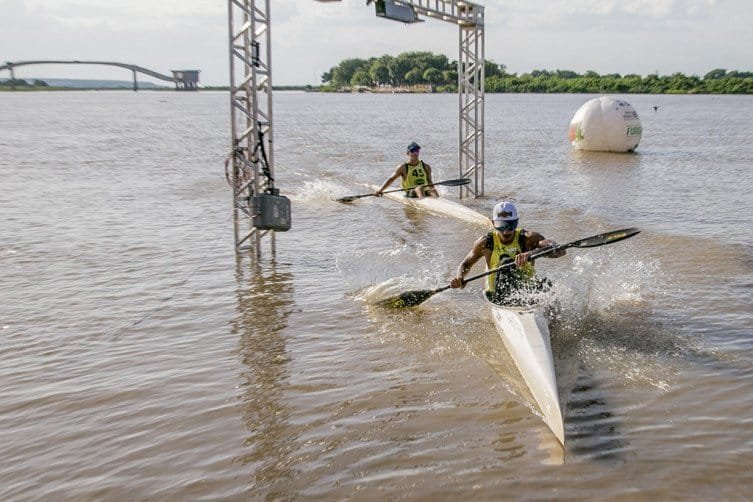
[390,53,422,85]
[726,70,753,78]
[350,69,372,87]
[484,60,504,78]
[369,60,391,86]
[405,67,423,84]
[423,67,443,85]
[530,69,552,78]
[555,69,579,79]
[332,58,369,87]
[704,68,727,80]
[443,69,458,84]
[319,51,753,94]
[0,78,30,87]
[321,68,334,83]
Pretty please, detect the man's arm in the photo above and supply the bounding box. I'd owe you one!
[515,231,566,267]
[527,231,566,256]
[422,163,439,196]
[450,236,487,289]
[376,164,405,195]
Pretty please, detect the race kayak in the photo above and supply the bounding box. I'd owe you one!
[368,184,490,228]
[486,296,565,445]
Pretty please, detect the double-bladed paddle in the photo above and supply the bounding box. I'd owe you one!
[336,178,470,203]
[378,227,641,308]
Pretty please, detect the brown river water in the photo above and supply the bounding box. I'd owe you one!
[1,91,752,499]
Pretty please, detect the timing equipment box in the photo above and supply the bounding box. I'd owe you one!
[252,192,291,231]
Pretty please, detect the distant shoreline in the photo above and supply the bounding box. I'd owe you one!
[3,87,752,95]
[0,83,316,92]
[2,83,752,95]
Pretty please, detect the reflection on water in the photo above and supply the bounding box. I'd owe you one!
[548,308,657,460]
[398,204,434,235]
[550,303,723,462]
[564,368,626,463]
[569,149,643,171]
[232,257,296,492]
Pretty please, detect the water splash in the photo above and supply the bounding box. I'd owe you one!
[286,179,354,204]
[355,275,443,307]
[553,248,664,314]
[336,242,438,292]
[541,248,684,392]
[357,277,410,304]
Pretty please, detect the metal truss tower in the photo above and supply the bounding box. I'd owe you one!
[393,0,485,198]
[322,0,485,197]
[227,0,485,257]
[454,4,485,198]
[227,0,277,257]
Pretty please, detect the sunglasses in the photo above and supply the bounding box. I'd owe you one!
[494,219,518,232]
[408,148,420,153]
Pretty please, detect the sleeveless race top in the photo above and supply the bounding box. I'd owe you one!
[401,160,428,191]
[485,228,535,294]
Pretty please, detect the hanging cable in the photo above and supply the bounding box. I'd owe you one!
[251,121,275,193]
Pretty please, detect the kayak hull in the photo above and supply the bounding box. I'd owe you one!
[487,299,565,445]
[368,184,490,228]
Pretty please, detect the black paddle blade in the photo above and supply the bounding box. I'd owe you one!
[572,227,640,248]
[377,289,438,308]
[442,178,471,187]
[336,195,360,203]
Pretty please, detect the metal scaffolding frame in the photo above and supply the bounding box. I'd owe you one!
[330,0,487,198]
[227,0,485,257]
[456,13,485,198]
[227,0,275,257]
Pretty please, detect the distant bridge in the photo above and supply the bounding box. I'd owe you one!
[0,60,200,91]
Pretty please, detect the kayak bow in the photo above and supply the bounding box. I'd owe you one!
[486,297,565,445]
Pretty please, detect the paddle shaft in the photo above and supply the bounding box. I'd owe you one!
[460,244,565,286]
[337,178,469,202]
[407,242,564,300]
[459,227,640,287]
[422,228,640,296]
[377,178,468,195]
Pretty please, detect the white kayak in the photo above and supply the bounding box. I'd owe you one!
[486,296,565,445]
[368,184,491,228]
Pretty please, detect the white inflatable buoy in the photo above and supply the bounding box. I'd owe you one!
[569,96,642,152]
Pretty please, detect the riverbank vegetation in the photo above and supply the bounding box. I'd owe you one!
[321,51,753,94]
[0,78,60,91]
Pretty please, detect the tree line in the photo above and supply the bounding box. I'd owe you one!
[0,78,50,88]
[321,51,753,94]
[321,51,460,91]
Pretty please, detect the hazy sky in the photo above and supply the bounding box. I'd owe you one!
[2,0,752,86]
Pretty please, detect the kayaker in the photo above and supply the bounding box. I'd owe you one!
[449,201,566,305]
[375,142,439,199]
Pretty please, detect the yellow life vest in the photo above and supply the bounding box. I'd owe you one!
[401,160,428,192]
[486,229,535,293]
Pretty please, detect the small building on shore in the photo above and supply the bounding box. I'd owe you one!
[172,70,200,90]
